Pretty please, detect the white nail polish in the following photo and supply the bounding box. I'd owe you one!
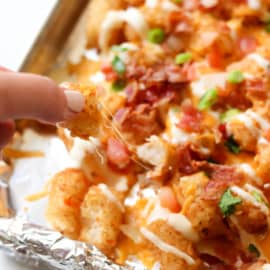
[64,90,85,113]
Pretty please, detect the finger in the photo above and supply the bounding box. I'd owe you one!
[0,66,12,72]
[0,73,85,124]
[0,120,15,150]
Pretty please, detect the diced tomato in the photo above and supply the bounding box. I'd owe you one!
[101,62,118,81]
[159,186,181,213]
[207,46,223,69]
[237,36,257,56]
[178,104,202,132]
[218,124,227,139]
[106,138,130,168]
[245,78,266,99]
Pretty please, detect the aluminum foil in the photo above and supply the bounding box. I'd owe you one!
[0,132,147,270]
[0,180,145,270]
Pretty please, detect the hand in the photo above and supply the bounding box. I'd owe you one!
[0,67,85,150]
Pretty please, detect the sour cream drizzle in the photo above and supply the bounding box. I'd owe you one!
[140,227,196,265]
[98,184,124,212]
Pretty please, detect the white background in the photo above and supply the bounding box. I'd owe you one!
[0,1,57,269]
[0,0,57,71]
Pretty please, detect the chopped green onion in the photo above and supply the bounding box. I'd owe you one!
[266,23,270,33]
[111,80,126,92]
[219,189,242,217]
[207,158,219,164]
[112,55,126,75]
[252,190,264,204]
[175,52,192,65]
[220,109,240,123]
[173,0,183,3]
[171,106,180,112]
[148,28,165,44]
[248,244,260,258]
[227,70,244,84]
[225,136,240,154]
[198,88,218,110]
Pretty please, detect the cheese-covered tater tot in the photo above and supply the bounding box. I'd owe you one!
[86,0,126,48]
[46,169,90,239]
[80,184,123,255]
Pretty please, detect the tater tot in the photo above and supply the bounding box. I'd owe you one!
[141,220,202,270]
[60,82,102,139]
[80,184,123,255]
[86,0,126,48]
[46,169,90,239]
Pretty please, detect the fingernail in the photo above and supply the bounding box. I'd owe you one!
[64,90,85,113]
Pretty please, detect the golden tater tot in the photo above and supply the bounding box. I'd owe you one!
[46,169,90,239]
[86,0,126,48]
[61,82,102,139]
[80,184,123,255]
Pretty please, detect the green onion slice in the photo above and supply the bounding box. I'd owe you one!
[198,88,218,110]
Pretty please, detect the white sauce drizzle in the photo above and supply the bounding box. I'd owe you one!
[115,176,128,192]
[120,224,143,243]
[231,186,269,217]
[99,8,149,50]
[263,264,270,270]
[145,0,158,8]
[247,0,261,10]
[163,110,194,145]
[89,71,106,84]
[190,73,227,98]
[140,227,196,265]
[98,184,124,212]
[84,48,100,61]
[247,53,270,70]
[147,202,199,242]
[200,0,219,8]
[238,164,262,185]
[161,0,181,11]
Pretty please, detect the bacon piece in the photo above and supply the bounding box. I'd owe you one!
[201,164,244,200]
[106,137,130,168]
[245,78,267,100]
[178,104,203,132]
[125,85,139,103]
[237,36,257,57]
[126,63,190,85]
[177,145,200,174]
[114,104,161,143]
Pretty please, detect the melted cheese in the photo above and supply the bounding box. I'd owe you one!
[99,8,149,50]
[140,227,196,265]
[98,184,124,212]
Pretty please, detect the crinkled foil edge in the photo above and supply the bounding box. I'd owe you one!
[0,179,145,270]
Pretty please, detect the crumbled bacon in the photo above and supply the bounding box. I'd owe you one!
[126,63,191,85]
[201,164,244,200]
[245,78,267,100]
[178,104,203,132]
[106,137,130,168]
[177,145,201,174]
[114,104,161,143]
[125,85,139,103]
[218,124,228,139]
